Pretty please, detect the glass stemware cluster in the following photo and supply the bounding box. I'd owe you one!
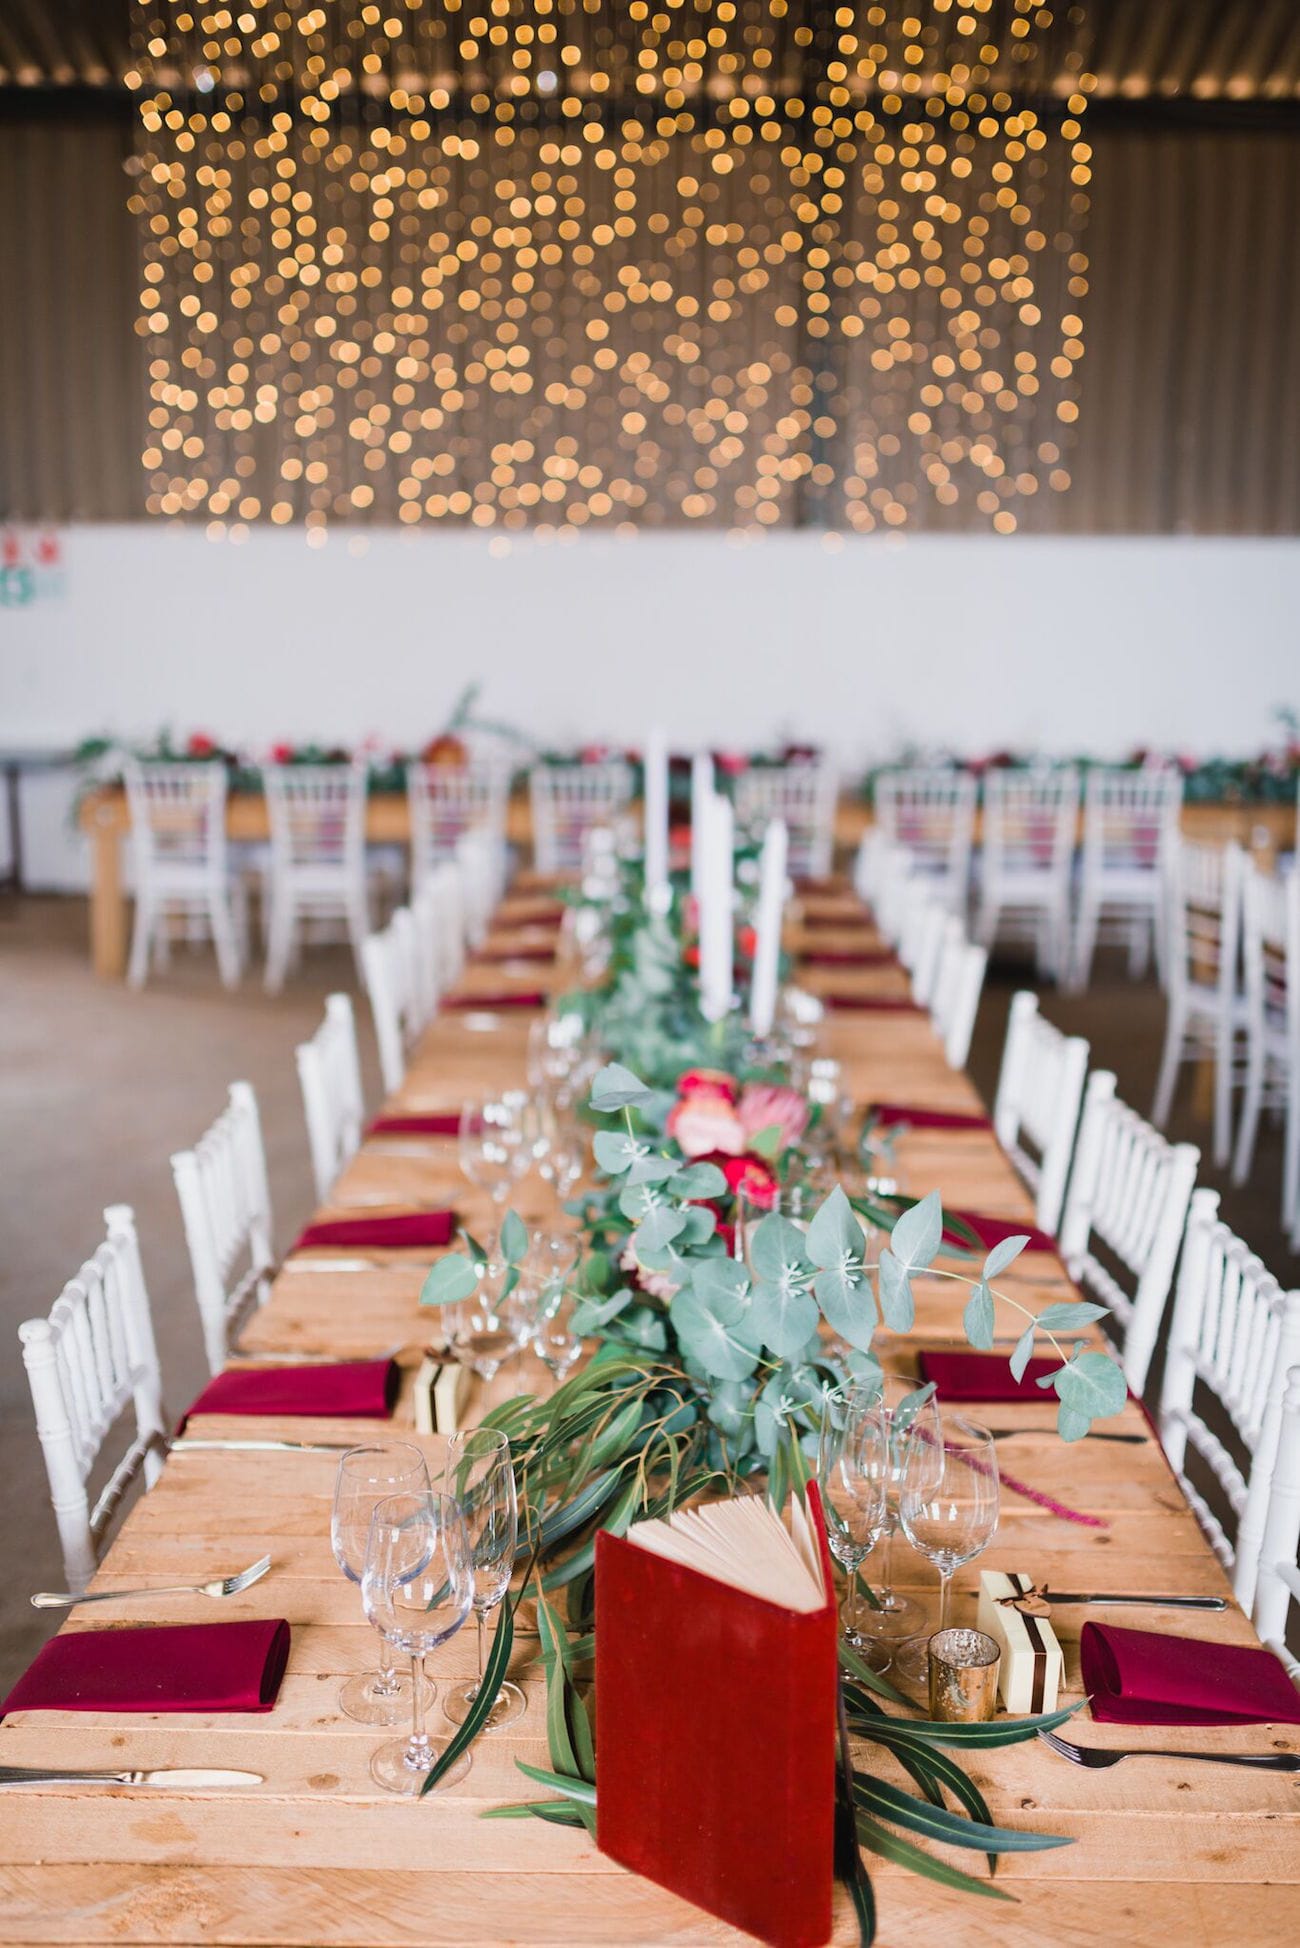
[817,1382,999,1687]
[335,1427,524,1795]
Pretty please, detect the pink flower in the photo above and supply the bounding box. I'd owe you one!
[676,1068,739,1102]
[667,1091,746,1158]
[722,1153,780,1209]
[619,1241,679,1302]
[736,1083,809,1153]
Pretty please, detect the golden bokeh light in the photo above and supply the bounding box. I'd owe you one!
[129,1,1092,533]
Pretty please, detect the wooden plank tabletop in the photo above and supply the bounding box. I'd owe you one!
[2,887,1297,1947]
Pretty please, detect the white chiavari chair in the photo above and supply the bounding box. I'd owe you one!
[426,858,468,992]
[296,993,366,1204]
[874,840,918,945]
[874,769,977,915]
[457,826,502,948]
[171,1081,275,1376]
[124,759,245,989]
[1254,1367,1300,1683]
[408,877,443,1026]
[734,758,838,880]
[19,1206,168,1592]
[408,758,509,893]
[993,991,1089,1237]
[975,767,1079,980]
[1158,1189,1300,1613]
[530,760,633,875]
[1069,766,1183,991]
[1232,861,1300,1244]
[263,760,370,991]
[362,906,423,1096]
[929,921,988,1069]
[1057,1070,1200,1397]
[1152,840,1246,1165]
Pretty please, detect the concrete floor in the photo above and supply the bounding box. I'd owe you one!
[1,895,1293,1693]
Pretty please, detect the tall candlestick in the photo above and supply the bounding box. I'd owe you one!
[699,787,734,1022]
[643,725,670,914]
[690,751,712,910]
[749,818,788,1037]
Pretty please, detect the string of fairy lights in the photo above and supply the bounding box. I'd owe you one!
[128,2,1093,537]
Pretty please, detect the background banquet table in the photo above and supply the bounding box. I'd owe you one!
[0,884,1296,1948]
[75,786,1296,978]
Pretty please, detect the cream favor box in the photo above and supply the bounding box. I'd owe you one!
[976,1571,1064,1715]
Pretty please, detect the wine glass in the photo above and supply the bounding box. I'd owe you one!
[896,1415,1000,1686]
[844,1372,942,1646]
[331,1443,430,1724]
[817,1398,889,1654]
[361,1490,474,1794]
[442,1428,526,1731]
[459,1095,531,1214]
[533,1285,583,1384]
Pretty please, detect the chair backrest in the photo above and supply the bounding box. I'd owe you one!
[1057,1070,1200,1395]
[930,925,988,1068]
[982,768,1079,882]
[264,762,367,877]
[530,760,633,874]
[1240,858,1298,1046]
[171,1081,275,1376]
[296,993,365,1203]
[124,759,228,883]
[409,759,508,890]
[874,770,977,909]
[457,826,501,947]
[993,990,1089,1234]
[424,858,467,991]
[1080,767,1182,884]
[1158,1189,1300,1611]
[19,1206,167,1591]
[362,906,422,1096]
[1162,839,1244,1014]
[734,760,838,880]
[1253,1366,1300,1680]
[875,839,919,943]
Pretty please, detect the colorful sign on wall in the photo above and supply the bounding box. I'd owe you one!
[1,529,67,606]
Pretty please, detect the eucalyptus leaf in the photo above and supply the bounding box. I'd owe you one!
[500,1209,529,1265]
[592,1129,644,1177]
[962,1280,995,1351]
[1009,1321,1037,1382]
[888,1190,942,1272]
[668,1160,728,1199]
[419,1253,479,1308]
[1057,1402,1092,1443]
[806,1185,866,1269]
[749,1278,821,1360]
[815,1267,879,1352]
[633,1205,686,1254]
[747,1121,786,1162]
[876,1249,915,1332]
[750,1214,812,1285]
[670,1279,762,1382]
[1035,1300,1110,1333]
[982,1234,1029,1279]
[1053,1349,1127,1423]
[589,1062,654,1113]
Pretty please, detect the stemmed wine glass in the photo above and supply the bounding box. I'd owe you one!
[361,1490,474,1794]
[895,1415,1000,1686]
[844,1372,943,1647]
[533,1285,583,1384]
[442,1427,526,1731]
[459,1095,532,1221]
[817,1398,889,1653]
[331,1443,430,1724]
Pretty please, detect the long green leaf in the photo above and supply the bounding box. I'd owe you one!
[483,1800,588,1828]
[854,1813,1017,1903]
[838,1636,913,1707]
[854,1774,1073,1854]
[854,1699,1084,1749]
[514,1759,598,1806]
[421,1597,515,1794]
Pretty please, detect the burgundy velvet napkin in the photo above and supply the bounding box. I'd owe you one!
[1,1619,291,1718]
[824,995,923,1014]
[183,1358,399,1423]
[472,944,557,963]
[367,1112,461,1137]
[443,991,547,1011]
[942,1209,1058,1254]
[1081,1622,1300,1727]
[917,1351,1061,1401]
[803,949,898,968]
[867,1102,994,1133]
[292,1211,456,1251]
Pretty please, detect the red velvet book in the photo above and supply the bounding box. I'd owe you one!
[595,1488,837,1948]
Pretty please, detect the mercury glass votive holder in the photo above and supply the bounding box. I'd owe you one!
[927,1627,1001,1722]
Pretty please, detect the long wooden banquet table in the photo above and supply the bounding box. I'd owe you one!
[2,881,1298,1947]
[76,784,1295,978]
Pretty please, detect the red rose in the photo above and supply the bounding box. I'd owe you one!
[187,732,216,757]
[270,741,295,764]
[713,749,748,776]
[676,1069,739,1101]
[683,944,701,969]
[737,924,757,961]
[721,1153,779,1209]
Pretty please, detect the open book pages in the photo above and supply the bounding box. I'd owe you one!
[624,1493,826,1614]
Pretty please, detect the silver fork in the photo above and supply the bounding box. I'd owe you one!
[1039,1727,1300,1772]
[31,1554,272,1611]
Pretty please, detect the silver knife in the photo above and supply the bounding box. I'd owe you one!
[1047,1593,1228,1610]
[169,1438,358,1455]
[0,1766,263,1788]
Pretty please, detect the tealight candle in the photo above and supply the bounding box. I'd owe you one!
[927,1627,1001,1723]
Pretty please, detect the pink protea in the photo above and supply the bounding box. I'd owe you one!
[667,1091,746,1158]
[736,1082,809,1153]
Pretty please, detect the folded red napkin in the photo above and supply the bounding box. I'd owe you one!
[917,1351,1062,1401]
[472,945,556,963]
[1081,1623,1300,1727]
[824,995,923,1014]
[1,1619,291,1719]
[803,949,898,968]
[443,991,546,1011]
[182,1357,399,1423]
[293,1211,456,1251]
[367,1112,461,1137]
[867,1102,993,1133]
[942,1210,1057,1254]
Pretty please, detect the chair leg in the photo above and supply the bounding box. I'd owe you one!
[346,894,370,984]
[1232,1043,1264,1186]
[264,891,294,993]
[1127,911,1150,980]
[1151,1001,1185,1128]
[209,892,242,989]
[1070,895,1099,992]
[1212,1018,1234,1170]
[127,896,153,989]
[1283,1072,1300,1246]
